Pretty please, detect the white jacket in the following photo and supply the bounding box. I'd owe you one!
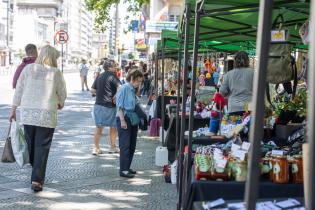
[13,63,67,128]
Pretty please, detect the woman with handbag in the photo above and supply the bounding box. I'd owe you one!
[9,45,67,192]
[116,68,143,178]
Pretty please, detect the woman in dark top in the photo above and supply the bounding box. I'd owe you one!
[91,59,122,155]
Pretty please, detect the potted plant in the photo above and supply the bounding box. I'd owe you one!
[273,87,306,141]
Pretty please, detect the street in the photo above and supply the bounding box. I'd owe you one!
[0,71,177,210]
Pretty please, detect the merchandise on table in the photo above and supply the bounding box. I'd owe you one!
[199,198,304,210]
[193,137,304,184]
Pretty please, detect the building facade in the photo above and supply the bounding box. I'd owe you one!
[92,29,108,61]
[61,0,93,63]
[108,3,121,61]
[146,0,183,53]
[13,0,62,57]
[0,0,14,67]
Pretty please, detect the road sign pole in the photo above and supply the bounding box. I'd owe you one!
[61,44,64,73]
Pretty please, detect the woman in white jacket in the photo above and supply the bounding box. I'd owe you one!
[9,45,67,192]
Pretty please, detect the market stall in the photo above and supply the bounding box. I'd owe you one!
[173,0,312,210]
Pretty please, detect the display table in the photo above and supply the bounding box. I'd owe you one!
[184,135,228,145]
[166,116,209,162]
[186,176,304,209]
[193,198,304,210]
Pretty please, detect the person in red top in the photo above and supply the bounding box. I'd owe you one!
[12,44,38,89]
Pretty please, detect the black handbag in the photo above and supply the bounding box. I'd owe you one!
[1,123,15,163]
[135,103,148,131]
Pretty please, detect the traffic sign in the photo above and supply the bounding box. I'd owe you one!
[54,30,69,44]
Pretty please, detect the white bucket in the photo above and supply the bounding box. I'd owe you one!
[155,146,168,166]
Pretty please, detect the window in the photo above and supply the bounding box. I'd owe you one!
[169,15,175,22]
[37,23,47,41]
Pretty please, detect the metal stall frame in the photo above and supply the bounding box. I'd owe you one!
[175,43,183,156]
[244,0,273,209]
[161,38,166,147]
[177,3,192,210]
[184,1,202,208]
[154,51,159,97]
[306,0,315,209]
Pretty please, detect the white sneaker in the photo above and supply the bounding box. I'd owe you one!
[108,147,120,154]
[92,148,102,155]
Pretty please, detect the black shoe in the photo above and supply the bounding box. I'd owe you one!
[128,169,137,174]
[120,171,135,178]
[31,183,43,192]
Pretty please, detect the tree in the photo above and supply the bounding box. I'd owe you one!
[85,0,149,31]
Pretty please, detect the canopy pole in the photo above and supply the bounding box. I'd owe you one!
[244,0,273,209]
[178,3,191,210]
[161,39,165,146]
[175,44,182,157]
[306,1,315,209]
[154,51,159,97]
[184,1,201,209]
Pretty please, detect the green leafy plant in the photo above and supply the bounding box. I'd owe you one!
[85,0,149,31]
[273,87,307,118]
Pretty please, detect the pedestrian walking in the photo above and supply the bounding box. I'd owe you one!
[116,68,144,178]
[9,45,67,192]
[91,59,121,155]
[79,59,90,91]
[140,72,149,97]
[94,59,104,79]
[12,44,38,89]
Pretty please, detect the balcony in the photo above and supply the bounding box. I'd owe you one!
[16,0,62,9]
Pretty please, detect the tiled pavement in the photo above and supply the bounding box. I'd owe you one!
[0,73,177,210]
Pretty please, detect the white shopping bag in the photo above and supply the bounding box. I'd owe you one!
[171,160,178,184]
[91,106,95,121]
[10,121,29,167]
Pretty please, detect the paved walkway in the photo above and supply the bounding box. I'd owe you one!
[0,72,177,210]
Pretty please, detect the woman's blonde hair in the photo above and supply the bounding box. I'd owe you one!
[35,45,60,68]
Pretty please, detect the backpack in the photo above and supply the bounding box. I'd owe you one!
[266,14,298,107]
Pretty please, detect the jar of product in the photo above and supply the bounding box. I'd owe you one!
[260,158,271,180]
[291,155,303,184]
[273,156,289,184]
[227,157,236,180]
[210,159,228,181]
[234,160,247,182]
[269,158,274,181]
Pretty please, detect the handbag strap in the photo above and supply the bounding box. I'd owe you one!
[6,123,11,139]
[272,14,285,29]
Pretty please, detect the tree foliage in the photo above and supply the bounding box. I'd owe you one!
[85,0,149,31]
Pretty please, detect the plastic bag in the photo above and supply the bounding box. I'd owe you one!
[10,121,29,167]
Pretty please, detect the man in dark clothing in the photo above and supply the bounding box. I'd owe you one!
[12,44,38,88]
[91,59,122,154]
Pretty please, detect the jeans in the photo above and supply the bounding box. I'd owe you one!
[116,117,138,172]
[24,125,54,184]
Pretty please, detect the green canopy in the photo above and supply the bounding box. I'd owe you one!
[157,29,252,53]
[156,0,309,55]
[181,0,309,46]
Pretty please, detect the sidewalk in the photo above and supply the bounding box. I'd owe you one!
[0,72,177,210]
